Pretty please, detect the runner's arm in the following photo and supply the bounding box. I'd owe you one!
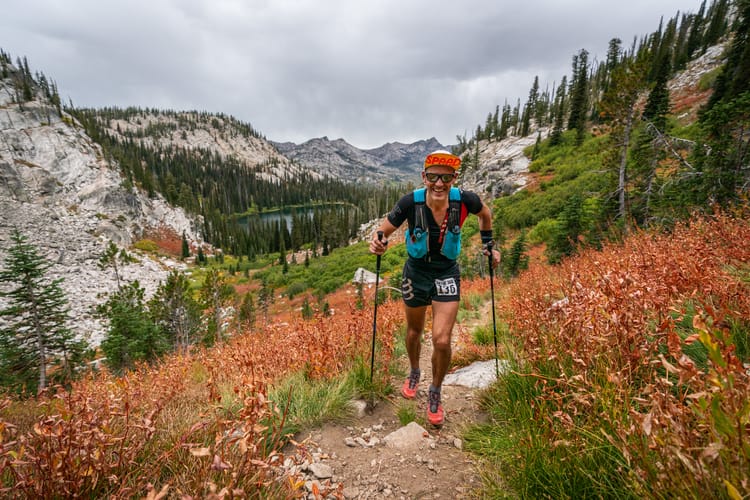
[476,203,493,232]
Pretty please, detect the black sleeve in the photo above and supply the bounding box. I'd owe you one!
[386,192,414,228]
[461,190,483,214]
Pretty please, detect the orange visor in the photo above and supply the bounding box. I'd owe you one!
[424,151,461,170]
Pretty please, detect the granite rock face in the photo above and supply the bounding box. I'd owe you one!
[0,77,200,346]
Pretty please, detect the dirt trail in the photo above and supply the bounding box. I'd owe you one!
[293,317,493,499]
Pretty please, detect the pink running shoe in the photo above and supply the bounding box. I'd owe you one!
[401,371,419,399]
[427,404,444,426]
[427,388,444,426]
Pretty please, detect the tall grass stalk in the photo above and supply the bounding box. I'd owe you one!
[268,371,357,431]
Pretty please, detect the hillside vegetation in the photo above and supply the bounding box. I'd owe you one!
[0,0,749,498]
[468,208,750,498]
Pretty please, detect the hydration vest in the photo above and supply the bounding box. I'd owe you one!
[405,187,465,260]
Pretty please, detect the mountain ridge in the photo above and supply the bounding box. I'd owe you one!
[271,135,445,183]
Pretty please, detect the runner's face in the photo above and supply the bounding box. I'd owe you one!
[423,166,456,199]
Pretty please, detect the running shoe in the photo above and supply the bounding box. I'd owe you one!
[427,388,444,426]
[401,370,420,399]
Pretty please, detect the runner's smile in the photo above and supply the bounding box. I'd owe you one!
[423,167,456,200]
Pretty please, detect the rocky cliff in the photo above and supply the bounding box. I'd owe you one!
[459,132,546,199]
[0,75,201,346]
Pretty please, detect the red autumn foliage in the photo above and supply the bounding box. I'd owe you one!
[142,224,184,257]
[1,207,746,497]
[502,208,750,497]
[0,289,402,497]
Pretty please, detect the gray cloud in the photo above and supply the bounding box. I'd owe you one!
[3,0,695,148]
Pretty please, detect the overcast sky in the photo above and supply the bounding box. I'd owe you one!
[3,0,698,149]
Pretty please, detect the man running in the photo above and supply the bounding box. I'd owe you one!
[369,150,500,425]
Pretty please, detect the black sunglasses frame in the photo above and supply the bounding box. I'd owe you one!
[424,172,457,183]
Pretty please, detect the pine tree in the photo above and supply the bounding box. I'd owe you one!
[258,278,273,320]
[492,105,500,140]
[0,230,85,394]
[97,280,167,372]
[546,195,584,264]
[181,232,190,260]
[521,76,540,137]
[148,270,201,353]
[502,231,529,279]
[200,268,232,345]
[499,101,511,139]
[694,0,750,205]
[567,49,590,145]
[643,52,672,131]
[301,297,313,319]
[98,241,135,291]
[686,1,707,58]
[604,38,622,92]
[20,56,33,101]
[600,56,648,226]
[702,0,730,51]
[550,76,567,146]
[238,291,256,329]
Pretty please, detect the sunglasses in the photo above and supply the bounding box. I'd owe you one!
[424,172,457,183]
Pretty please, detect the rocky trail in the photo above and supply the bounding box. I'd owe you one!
[287,310,502,499]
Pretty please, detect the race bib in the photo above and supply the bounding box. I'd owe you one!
[435,277,458,296]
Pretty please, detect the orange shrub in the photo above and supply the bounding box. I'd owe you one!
[502,209,750,497]
[0,290,404,497]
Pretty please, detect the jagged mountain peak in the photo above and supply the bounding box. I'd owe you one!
[271,135,445,184]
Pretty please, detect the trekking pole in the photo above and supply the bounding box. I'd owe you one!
[486,241,500,378]
[370,231,385,384]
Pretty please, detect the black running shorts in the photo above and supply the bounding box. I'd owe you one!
[400,258,460,308]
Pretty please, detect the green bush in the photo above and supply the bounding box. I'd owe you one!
[133,239,160,253]
[286,281,307,299]
[527,218,558,245]
[494,132,612,234]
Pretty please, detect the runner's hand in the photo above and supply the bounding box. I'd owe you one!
[482,242,501,268]
[369,234,388,255]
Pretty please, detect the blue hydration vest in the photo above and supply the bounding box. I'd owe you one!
[405,187,463,260]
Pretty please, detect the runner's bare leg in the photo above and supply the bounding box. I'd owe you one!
[404,305,426,370]
[430,300,460,387]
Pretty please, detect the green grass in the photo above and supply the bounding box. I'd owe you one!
[457,291,484,324]
[471,323,506,346]
[349,354,394,404]
[256,241,408,296]
[395,401,417,426]
[460,318,642,499]
[465,368,637,500]
[267,370,358,432]
[391,324,408,364]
